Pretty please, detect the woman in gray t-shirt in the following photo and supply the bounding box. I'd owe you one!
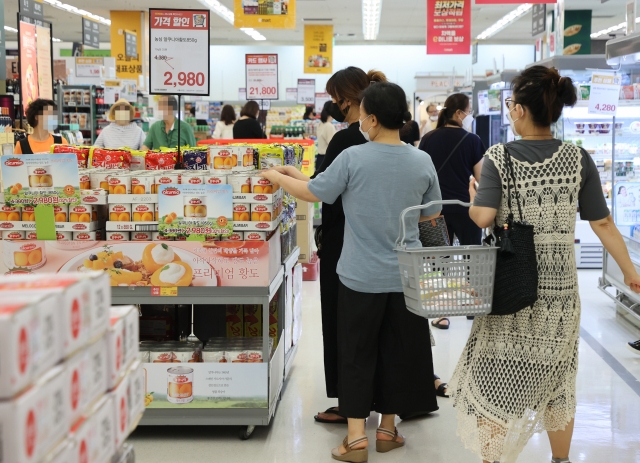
[260,82,441,461]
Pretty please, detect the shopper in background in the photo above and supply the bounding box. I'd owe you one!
[233,101,266,139]
[212,104,236,139]
[419,93,485,330]
[189,106,209,127]
[400,117,420,146]
[260,82,440,461]
[142,95,196,150]
[94,99,145,150]
[303,105,316,120]
[450,65,640,463]
[315,100,336,171]
[419,103,439,137]
[15,98,68,154]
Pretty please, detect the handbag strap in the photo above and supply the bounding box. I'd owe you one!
[437,131,470,174]
[502,144,525,222]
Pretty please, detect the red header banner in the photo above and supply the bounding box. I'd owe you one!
[475,0,554,3]
[426,0,471,55]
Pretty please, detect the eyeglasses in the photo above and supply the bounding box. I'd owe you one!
[505,97,514,108]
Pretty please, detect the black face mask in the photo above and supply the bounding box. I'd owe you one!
[328,101,348,123]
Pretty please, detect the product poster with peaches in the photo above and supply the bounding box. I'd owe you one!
[0,239,278,287]
[1,154,81,206]
[157,184,233,239]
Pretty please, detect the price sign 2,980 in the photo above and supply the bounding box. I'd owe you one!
[149,9,210,96]
[245,54,279,101]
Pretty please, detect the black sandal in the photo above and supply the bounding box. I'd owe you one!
[431,318,450,330]
[314,407,348,424]
[436,382,449,398]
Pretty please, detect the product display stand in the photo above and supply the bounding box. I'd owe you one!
[130,247,299,440]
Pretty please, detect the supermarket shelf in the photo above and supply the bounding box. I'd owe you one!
[140,407,273,426]
[284,342,299,379]
[283,246,300,274]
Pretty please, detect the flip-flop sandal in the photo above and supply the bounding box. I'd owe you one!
[431,318,450,330]
[436,382,449,398]
[315,407,348,424]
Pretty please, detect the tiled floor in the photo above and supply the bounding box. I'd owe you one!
[129,270,640,462]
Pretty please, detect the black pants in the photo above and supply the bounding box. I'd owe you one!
[445,212,482,246]
[320,244,341,398]
[337,282,439,418]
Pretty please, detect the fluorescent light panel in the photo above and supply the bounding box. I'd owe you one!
[5,25,62,41]
[476,3,532,41]
[591,17,640,38]
[362,0,382,40]
[198,0,267,41]
[42,0,111,26]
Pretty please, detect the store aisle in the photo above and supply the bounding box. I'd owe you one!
[129,270,640,463]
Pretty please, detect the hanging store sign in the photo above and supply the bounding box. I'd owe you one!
[303,25,333,74]
[19,21,38,112]
[110,11,143,80]
[234,0,296,29]
[149,9,211,96]
[125,30,137,59]
[35,25,52,99]
[532,4,546,37]
[627,1,637,35]
[296,79,315,105]
[563,10,592,55]
[588,72,621,116]
[82,17,100,49]
[245,54,279,100]
[426,0,471,55]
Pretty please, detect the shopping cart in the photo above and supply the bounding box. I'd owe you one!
[394,200,498,319]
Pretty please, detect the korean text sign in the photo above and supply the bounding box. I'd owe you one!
[426,0,471,55]
[245,54,279,100]
[149,9,210,96]
[588,73,621,116]
[234,0,296,29]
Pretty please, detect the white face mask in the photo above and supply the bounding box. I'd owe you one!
[44,115,57,131]
[115,110,130,122]
[429,115,439,122]
[359,115,372,142]
[507,105,521,137]
[461,113,474,132]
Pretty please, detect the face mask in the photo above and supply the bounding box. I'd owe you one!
[507,106,521,137]
[115,110,130,122]
[44,115,57,131]
[359,115,372,142]
[461,113,474,132]
[328,101,348,123]
[429,115,439,122]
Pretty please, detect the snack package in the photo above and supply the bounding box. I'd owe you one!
[183,147,209,170]
[130,150,147,171]
[51,144,90,168]
[258,146,285,169]
[146,150,177,170]
[89,148,133,169]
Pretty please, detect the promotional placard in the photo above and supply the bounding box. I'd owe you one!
[285,88,297,101]
[234,0,296,29]
[615,181,640,226]
[245,54,279,100]
[110,11,143,80]
[1,154,81,206]
[532,4,546,37]
[563,10,592,55]
[75,57,103,78]
[303,25,333,74]
[35,25,52,100]
[19,21,38,111]
[149,9,211,96]
[315,93,331,111]
[157,184,233,239]
[297,79,315,105]
[589,72,621,116]
[426,0,471,55]
[238,88,247,100]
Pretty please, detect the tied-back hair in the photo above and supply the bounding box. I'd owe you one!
[326,67,387,105]
[360,82,412,130]
[436,93,469,129]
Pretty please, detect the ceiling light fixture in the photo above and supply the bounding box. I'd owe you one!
[198,0,267,41]
[362,0,382,40]
[591,17,640,38]
[42,0,111,26]
[476,3,532,41]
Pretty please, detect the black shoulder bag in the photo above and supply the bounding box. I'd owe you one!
[418,131,469,247]
[486,144,538,315]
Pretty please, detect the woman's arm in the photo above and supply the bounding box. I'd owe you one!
[591,215,640,292]
[468,177,497,228]
[94,131,105,148]
[270,165,310,182]
[260,170,320,203]
[473,158,484,181]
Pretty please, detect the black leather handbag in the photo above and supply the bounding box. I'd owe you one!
[418,217,450,247]
[486,145,538,316]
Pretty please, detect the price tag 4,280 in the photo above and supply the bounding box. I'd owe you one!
[588,73,621,116]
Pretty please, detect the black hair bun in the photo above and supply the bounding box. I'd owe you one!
[557,77,578,107]
[402,111,412,123]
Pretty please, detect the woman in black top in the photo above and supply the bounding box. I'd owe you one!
[400,119,421,146]
[233,101,266,139]
[418,93,485,330]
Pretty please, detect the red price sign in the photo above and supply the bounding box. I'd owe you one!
[245,54,279,100]
[149,9,210,95]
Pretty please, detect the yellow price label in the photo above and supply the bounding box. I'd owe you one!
[160,287,178,296]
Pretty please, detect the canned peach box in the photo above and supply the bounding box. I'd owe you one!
[251,203,273,222]
[131,231,153,241]
[3,240,46,269]
[79,170,91,190]
[107,231,130,241]
[233,203,250,221]
[90,169,110,190]
[108,172,131,194]
[69,204,93,222]
[56,231,72,241]
[222,232,244,241]
[0,204,20,221]
[245,231,266,241]
[54,204,68,222]
[181,172,205,185]
[153,172,180,193]
[2,230,25,240]
[22,205,36,221]
[131,173,154,194]
[132,203,155,222]
[204,172,228,185]
[109,203,131,222]
[252,176,274,194]
[228,174,252,193]
[152,232,174,241]
[73,231,102,241]
[210,146,236,170]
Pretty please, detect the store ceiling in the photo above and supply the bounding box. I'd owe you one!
[2,0,632,46]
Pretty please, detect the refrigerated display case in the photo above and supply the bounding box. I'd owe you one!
[598,33,640,328]
[532,55,615,268]
[473,72,519,147]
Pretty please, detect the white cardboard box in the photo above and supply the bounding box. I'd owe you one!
[110,305,139,374]
[0,365,69,463]
[106,314,125,390]
[41,439,76,463]
[70,395,116,463]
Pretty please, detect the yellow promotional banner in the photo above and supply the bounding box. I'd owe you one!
[110,11,143,80]
[304,25,333,74]
[234,0,296,29]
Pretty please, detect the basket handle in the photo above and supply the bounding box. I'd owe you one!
[395,200,471,249]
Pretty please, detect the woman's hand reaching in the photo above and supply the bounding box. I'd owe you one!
[624,272,640,293]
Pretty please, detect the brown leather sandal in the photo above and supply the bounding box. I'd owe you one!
[331,436,368,462]
[376,427,405,453]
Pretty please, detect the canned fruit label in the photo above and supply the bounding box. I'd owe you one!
[233,204,250,222]
[2,230,25,240]
[107,232,130,241]
[252,177,273,194]
[132,232,152,241]
[109,204,132,222]
[228,175,252,194]
[56,231,72,241]
[251,203,273,222]
[211,148,235,170]
[167,366,194,404]
[183,197,207,219]
[222,232,243,241]
[132,203,154,222]
[245,232,266,241]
